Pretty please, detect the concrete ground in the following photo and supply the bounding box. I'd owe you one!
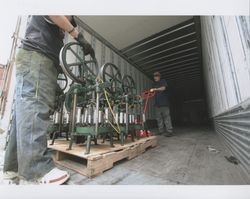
[0,126,249,185]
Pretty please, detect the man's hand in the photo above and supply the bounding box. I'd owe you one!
[150,86,166,92]
[76,32,95,58]
[89,48,95,59]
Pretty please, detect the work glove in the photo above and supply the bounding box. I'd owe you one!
[75,32,95,58]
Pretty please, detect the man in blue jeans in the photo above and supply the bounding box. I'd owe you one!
[3,16,94,184]
[150,71,173,137]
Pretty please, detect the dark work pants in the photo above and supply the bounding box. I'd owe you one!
[155,106,173,134]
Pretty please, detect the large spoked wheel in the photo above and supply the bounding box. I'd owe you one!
[59,42,98,84]
[122,75,136,95]
[100,63,122,94]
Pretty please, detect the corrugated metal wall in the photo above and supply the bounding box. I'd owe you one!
[201,16,250,178]
[64,18,154,118]
[214,99,250,179]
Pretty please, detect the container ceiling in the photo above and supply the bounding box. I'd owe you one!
[77,16,204,101]
[78,16,192,50]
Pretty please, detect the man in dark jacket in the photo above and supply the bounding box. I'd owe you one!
[3,16,94,184]
[150,71,173,137]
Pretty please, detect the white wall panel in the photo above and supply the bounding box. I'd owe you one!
[201,16,250,117]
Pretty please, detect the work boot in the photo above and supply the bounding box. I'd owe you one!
[2,171,19,185]
[157,131,164,135]
[164,131,174,137]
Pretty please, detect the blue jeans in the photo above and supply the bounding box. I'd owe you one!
[4,48,58,180]
[155,106,173,134]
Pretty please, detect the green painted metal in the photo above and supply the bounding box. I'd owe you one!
[75,126,112,135]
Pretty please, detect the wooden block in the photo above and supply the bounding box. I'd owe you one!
[55,151,66,161]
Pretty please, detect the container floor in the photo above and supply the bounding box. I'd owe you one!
[0,126,249,185]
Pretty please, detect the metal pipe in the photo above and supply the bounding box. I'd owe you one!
[125,95,129,135]
[88,106,92,124]
[132,114,135,123]
[115,112,119,124]
[76,107,82,124]
[93,107,97,124]
[104,107,109,123]
[67,89,78,150]
[71,92,77,132]
[84,108,88,123]
[65,112,70,124]
[119,112,123,124]
[85,135,91,154]
[59,103,64,132]
[98,110,102,123]
[54,112,60,124]
[123,112,127,124]
[95,83,100,135]
[81,114,84,124]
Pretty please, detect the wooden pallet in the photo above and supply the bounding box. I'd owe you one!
[48,136,158,177]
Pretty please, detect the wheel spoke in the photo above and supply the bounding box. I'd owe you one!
[68,47,84,63]
[85,60,96,64]
[67,62,82,67]
[104,72,114,80]
[85,64,97,77]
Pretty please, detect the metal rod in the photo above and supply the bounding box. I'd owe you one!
[110,132,114,147]
[59,103,64,132]
[50,131,58,145]
[125,95,129,136]
[85,135,91,154]
[120,133,124,146]
[95,83,100,136]
[76,107,82,124]
[67,89,78,150]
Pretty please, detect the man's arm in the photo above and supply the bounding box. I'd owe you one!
[150,86,166,92]
[150,79,168,92]
[48,16,79,39]
[48,16,95,57]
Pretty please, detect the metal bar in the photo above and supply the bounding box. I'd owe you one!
[127,32,197,59]
[125,95,129,136]
[138,48,198,66]
[95,83,100,136]
[145,57,199,72]
[121,18,195,53]
[67,89,78,150]
[134,40,197,63]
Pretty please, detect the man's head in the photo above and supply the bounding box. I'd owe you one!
[153,72,161,82]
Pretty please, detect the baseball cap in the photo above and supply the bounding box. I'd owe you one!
[153,72,161,76]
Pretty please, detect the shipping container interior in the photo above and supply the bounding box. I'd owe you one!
[74,16,209,126]
[0,15,249,185]
[66,15,249,183]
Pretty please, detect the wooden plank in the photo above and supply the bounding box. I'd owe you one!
[49,136,158,177]
[48,136,157,159]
